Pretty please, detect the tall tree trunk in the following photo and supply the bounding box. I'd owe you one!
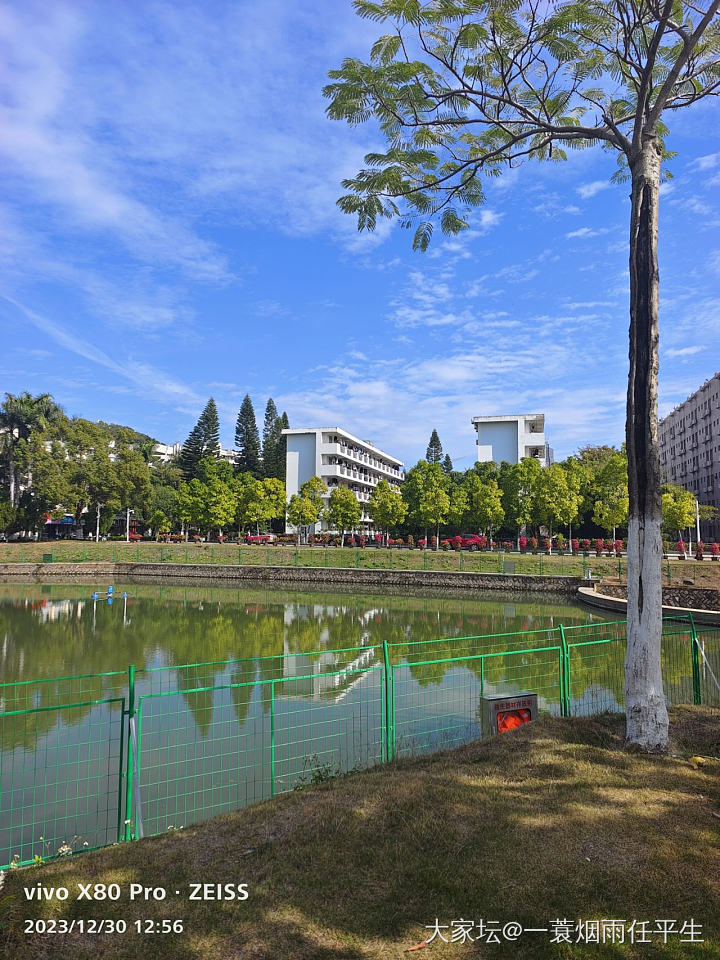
[625,137,668,751]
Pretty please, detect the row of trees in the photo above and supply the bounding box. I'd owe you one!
[0,393,157,538]
[178,396,289,481]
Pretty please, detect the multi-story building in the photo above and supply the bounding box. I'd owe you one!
[659,372,720,543]
[471,414,553,466]
[282,427,404,536]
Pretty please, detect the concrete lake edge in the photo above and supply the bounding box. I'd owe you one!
[0,561,588,595]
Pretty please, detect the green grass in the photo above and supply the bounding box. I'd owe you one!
[0,540,640,579]
[2,707,719,959]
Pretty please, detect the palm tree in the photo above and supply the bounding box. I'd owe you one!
[0,392,63,506]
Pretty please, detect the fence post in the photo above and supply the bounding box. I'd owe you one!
[539,555,544,576]
[382,640,394,762]
[688,613,701,706]
[124,665,136,842]
[558,625,570,717]
[356,550,360,569]
[270,680,276,797]
[618,558,622,580]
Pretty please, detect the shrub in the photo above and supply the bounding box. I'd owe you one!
[581,538,591,552]
[375,533,382,544]
[614,539,624,554]
[359,535,366,547]
[542,537,551,552]
[571,538,580,554]
[676,540,686,554]
[502,540,513,551]
[407,534,414,548]
[595,538,604,556]
[519,536,527,552]
[308,533,315,546]
[528,537,538,552]
[430,535,437,550]
[555,534,566,550]
[710,542,720,558]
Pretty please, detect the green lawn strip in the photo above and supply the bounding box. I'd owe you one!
[0,542,660,581]
[2,707,718,960]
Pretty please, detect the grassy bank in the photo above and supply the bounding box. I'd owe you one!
[4,540,715,586]
[2,707,719,959]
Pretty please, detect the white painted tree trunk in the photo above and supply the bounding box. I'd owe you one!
[625,139,668,751]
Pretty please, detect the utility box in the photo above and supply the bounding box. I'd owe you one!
[481,691,538,736]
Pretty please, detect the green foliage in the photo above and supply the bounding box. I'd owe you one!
[368,478,408,538]
[261,398,286,480]
[402,460,450,535]
[287,493,322,540]
[235,474,286,533]
[235,395,262,477]
[179,398,221,478]
[327,486,362,540]
[461,473,504,534]
[325,1,720,246]
[662,484,697,537]
[535,463,581,532]
[592,453,629,534]
[300,476,327,513]
[425,428,443,464]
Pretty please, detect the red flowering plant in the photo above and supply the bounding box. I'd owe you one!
[676,540,687,555]
[595,538,604,556]
[571,539,580,554]
[519,536,528,552]
[614,539,624,554]
[542,537,551,552]
[710,542,720,559]
[581,539,591,552]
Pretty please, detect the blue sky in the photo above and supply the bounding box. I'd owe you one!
[1,0,719,470]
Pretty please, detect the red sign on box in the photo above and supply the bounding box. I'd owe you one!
[481,692,538,736]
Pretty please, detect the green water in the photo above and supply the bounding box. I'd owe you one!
[0,581,705,868]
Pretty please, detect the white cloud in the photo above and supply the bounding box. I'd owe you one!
[576,180,611,200]
[665,346,703,358]
[690,152,720,171]
[1,295,202,406]
[565,226,609,239]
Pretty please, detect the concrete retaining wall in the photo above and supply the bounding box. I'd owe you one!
[0,561,587,595]
[598,582,720,612]
[577,586,720,625]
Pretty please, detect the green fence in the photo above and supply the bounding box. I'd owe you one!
[1,615,718,869]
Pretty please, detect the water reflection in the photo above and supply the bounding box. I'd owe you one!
[0,582,624,866]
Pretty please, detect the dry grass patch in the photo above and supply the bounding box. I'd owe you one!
[2,708,719,959]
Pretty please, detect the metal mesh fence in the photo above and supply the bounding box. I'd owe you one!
[1,613,716,869]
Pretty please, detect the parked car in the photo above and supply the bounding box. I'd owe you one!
[244,533,276,545]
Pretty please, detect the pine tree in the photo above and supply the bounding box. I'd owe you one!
[442,453,453,475]
[179,398,220,478]
[235,394,262,477]
[277,411,289,481]
[426,429,443,464]
[198,398,220,458]
[261,398,279,478]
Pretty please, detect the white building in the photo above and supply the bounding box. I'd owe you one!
[282,427,404,535]
[471,414,553,466]
[152,442,236,466]
[659,372,720,543]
